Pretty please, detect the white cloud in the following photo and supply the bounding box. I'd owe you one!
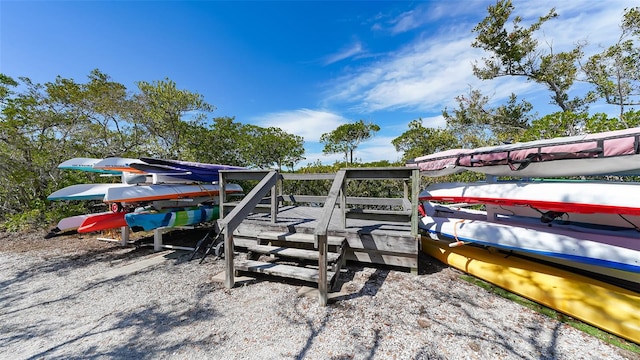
[252,108,347,142]
[356,136,403,163]
[419,115,446,129]
[323,0,636,117]
[300,151,345,167]
[323,41,364,66]
[325,32,485,114]
[300,136,402,166]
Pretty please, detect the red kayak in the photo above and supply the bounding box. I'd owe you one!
[77,212,127,233]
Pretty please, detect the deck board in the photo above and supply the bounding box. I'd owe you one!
[234,205,418,269]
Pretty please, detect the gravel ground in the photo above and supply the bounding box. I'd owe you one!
[0,230,638,360]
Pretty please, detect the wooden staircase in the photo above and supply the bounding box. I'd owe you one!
[233,230,347,290]
[216,167,420,306]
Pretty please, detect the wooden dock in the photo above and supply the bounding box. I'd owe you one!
[214,167,421,306]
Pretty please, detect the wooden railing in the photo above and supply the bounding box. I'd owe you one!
[217,167,421,305]
[218,170,278,288]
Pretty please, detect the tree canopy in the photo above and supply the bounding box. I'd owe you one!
[394,2,639,163]
[320,120,380,164]
[0,70,307,229]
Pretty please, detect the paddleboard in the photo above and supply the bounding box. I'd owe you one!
[77,212,127,233]
[47,183,132,201]
[125,205,219,232]
[103,183,243,204]
[129,162,221,183]
[421,237,640,345]
[420,215,640,273]
[58,157,122,175]
[409,127,640,177]
[141,158,245,173]
[93,157,147,173]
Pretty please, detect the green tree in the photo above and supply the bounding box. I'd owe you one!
[521,111,586,141]
[472,0,590,112]
[320,120,380,164]
[135,78,214,159]
[0,75,100,227]
[183,116,249,166]
[442,88,534,147]
[44,69,142,157]
[582,7,640,121]
[244,125,305,170]
[392,119,458,162]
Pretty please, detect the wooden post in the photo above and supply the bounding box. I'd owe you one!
[403,179,409,200]
[120,226,129,247]
[317,233,328,306]
[411,168,420,275]
[340,180,346,230]
[219,172,227,218]
[154,228,163,252]
[224,226,235,289]
[411,168,420,237]
[271,176,278,224]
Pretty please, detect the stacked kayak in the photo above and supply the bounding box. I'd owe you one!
[47,156,244,235]
[412,127,640,343]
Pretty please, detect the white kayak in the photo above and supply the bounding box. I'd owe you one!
[420,180,640,216]
[58,157,122,174]
[93,157,147,173]
[420,214,640,274]
[409,127,640,177]
[104,183,243,204]
[47,183,132,201]
[423,203,640,284]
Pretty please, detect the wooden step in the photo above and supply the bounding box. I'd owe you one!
[257,231,346,246]
[235,260,336,284]
[246,244,341,262]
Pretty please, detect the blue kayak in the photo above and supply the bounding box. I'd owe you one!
[125,205,219,232]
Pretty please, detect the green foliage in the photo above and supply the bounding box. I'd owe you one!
[582,7,640,119]
[0,70,309,230]
[320,120,380,163]
[522,111,640,142]
[472,0,557,78]
[183,116,250,166]
[135,78,215,159]
[244,125,305,170]
[443,89,534,147]
[521,111,587,141]
[392,119,458,162]
[472,0,589,113]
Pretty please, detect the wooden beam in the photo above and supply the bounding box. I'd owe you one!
[314,170,347,306]
[224,226,234,289]
[411,168,420,237]
[219,170,279,290]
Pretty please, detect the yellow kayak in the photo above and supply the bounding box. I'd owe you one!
[421,237,640,344]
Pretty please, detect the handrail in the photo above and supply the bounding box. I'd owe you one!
[313,169,347,306]
[220,170,279,289]
[314,169,347,239]
[216,167,421,304]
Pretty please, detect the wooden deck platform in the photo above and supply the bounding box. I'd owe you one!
[234,205,419,269]
[216,167,421,306]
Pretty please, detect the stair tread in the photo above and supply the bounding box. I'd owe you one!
[246,244,341,262]
[257,231,346,246]
[235,260,336,283]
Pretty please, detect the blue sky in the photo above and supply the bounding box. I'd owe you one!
[1,1,637,166]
